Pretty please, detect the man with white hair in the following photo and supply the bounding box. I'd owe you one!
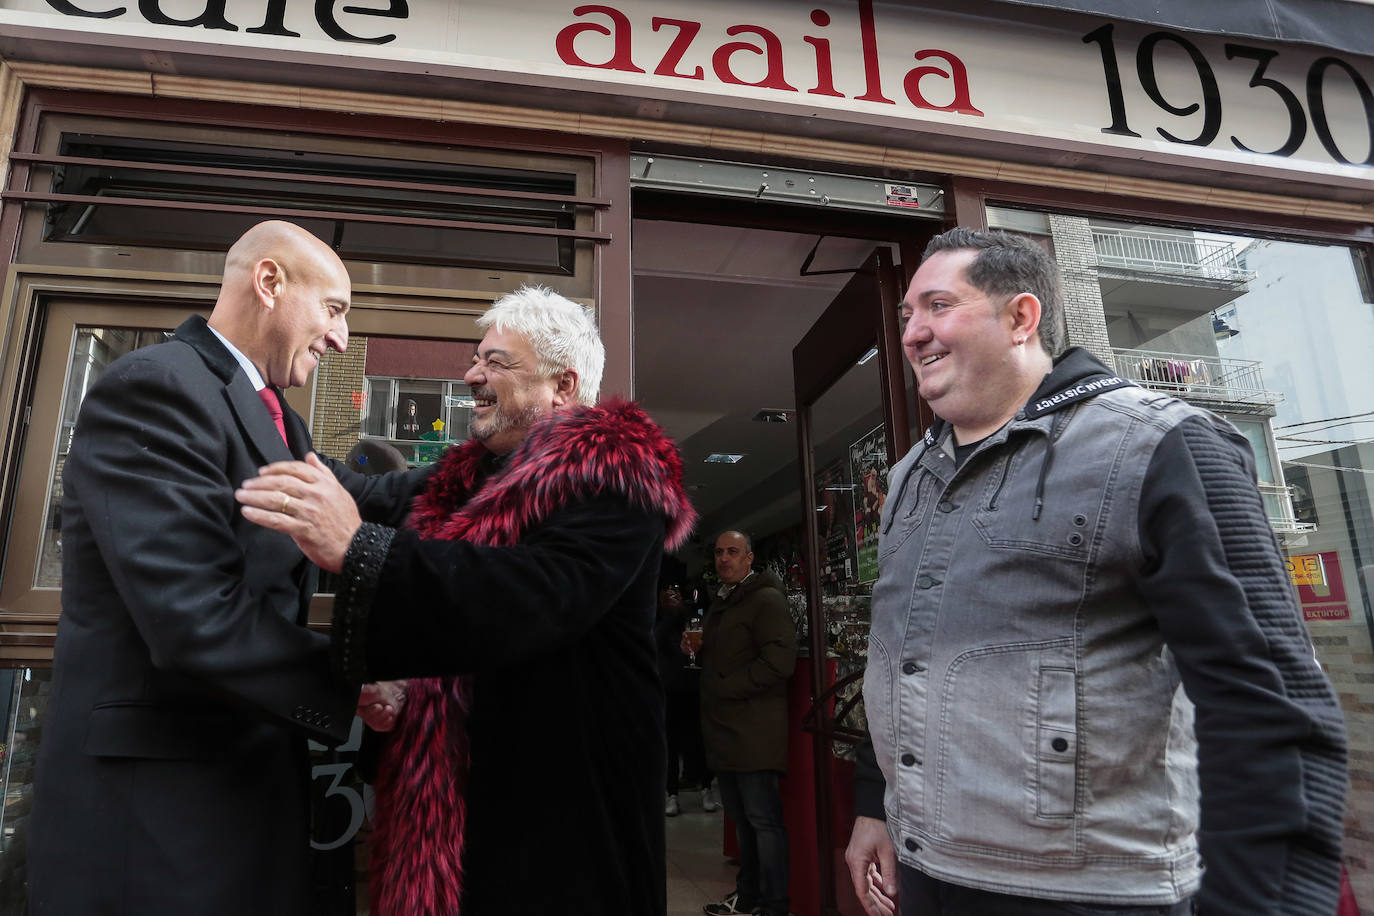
[239,285,696,916]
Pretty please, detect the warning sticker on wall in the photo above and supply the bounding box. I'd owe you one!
[885,184,921,209]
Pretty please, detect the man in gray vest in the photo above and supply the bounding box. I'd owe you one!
[845,228,1347,916]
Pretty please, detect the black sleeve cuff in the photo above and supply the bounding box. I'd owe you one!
[354,726,387,784]
[854,739,888,820]
[331,522,396,685]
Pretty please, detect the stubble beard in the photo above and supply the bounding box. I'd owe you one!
[471,400,548,445]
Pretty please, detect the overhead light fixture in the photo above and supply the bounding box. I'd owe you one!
[1212,313,1239,339]
[857,347,879,365]
[752,409,793,423]
[704,453,745,464]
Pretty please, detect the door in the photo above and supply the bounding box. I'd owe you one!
[793,246,911,915]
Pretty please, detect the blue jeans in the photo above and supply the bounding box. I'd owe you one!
[716,771,789,916]
[899,864,1194,916]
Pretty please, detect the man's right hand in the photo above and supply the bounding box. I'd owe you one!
[845,815,898,916]
[357,680,407,733]
[236,452,361,573]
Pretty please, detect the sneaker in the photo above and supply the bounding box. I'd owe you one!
[665,794,680,817]
[703,891,756,915]
[701,785,721,812]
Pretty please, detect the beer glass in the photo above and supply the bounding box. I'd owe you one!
[683,620,704,669]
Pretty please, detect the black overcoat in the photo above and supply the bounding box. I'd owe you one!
[27,316,428,915]
[335,403,696,916]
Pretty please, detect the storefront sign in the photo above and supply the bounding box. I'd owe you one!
[1,0,1369,182]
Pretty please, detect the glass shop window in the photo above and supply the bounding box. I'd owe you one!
[41,135,579,275]
[39,327,173,589]
[359,376,472,467]
[310,334,477,470]
[0,667,51,916]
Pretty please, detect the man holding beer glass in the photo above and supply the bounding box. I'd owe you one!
[695,530,797,916]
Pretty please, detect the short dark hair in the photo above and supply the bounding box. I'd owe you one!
[922,228,1065,356]
[715,530,753,552]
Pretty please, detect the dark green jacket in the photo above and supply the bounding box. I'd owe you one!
[699,570,797,773]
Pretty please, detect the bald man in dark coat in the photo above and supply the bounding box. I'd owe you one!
[28,221,429,915]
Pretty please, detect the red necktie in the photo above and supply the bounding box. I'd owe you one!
[257,388,288,444]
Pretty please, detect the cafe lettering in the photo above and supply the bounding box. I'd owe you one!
[554,2,984,117]
[40,0,408,43]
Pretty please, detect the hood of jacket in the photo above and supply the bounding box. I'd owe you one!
[920,347,1135,448]
[720,568,785,605]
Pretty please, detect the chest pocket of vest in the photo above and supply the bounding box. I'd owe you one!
[968,447,1099,562]
[879,470,938,563]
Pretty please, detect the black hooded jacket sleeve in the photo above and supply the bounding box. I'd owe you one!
[1138,417,1346,916]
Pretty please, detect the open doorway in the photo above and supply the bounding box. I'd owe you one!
[633,214,929,916]
[634,221,889,545]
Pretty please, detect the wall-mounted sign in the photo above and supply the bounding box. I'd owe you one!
[1,0,1369,183]
[815,456,855,591]
[848,424,887,584]
[1287,550,1353,622]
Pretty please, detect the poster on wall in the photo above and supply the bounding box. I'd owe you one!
[395,391,442,440]
[1286,551,1352,622]
[849,424,889,584]
[815,457,855,592]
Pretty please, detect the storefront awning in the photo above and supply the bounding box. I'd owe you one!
[982,0,1374,57]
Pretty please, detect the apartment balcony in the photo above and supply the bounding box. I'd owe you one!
[1093,227,1253,282]
[1112,347,1282,414]
[1259,482,1317,537]
[1092,227,1253,313]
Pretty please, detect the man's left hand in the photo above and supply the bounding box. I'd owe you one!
[236,452,360,573]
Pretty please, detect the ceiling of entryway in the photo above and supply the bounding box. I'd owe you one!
[632,219,901,552]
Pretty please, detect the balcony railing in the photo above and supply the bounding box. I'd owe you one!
[1258,482,1317,536]
[1112,348,1282,409]
[1092,228,1253,282]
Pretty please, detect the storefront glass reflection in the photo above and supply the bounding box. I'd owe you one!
[0,668,46,915]
[0,670,374,916]
[307,718,374,914]
[797,356,886,753]
[993,207,1374,906]
[312,335,475,469]
[37,328,172,588]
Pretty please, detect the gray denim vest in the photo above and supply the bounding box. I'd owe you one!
[865,387,1207,904]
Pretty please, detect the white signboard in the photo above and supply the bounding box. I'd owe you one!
[1,0,1370,186]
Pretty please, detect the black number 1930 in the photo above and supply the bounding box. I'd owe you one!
[1083,23,1373,166]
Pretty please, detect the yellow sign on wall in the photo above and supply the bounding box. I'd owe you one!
[1286,553,1325,587]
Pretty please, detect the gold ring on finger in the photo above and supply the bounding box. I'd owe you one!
[280,495,291,515]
